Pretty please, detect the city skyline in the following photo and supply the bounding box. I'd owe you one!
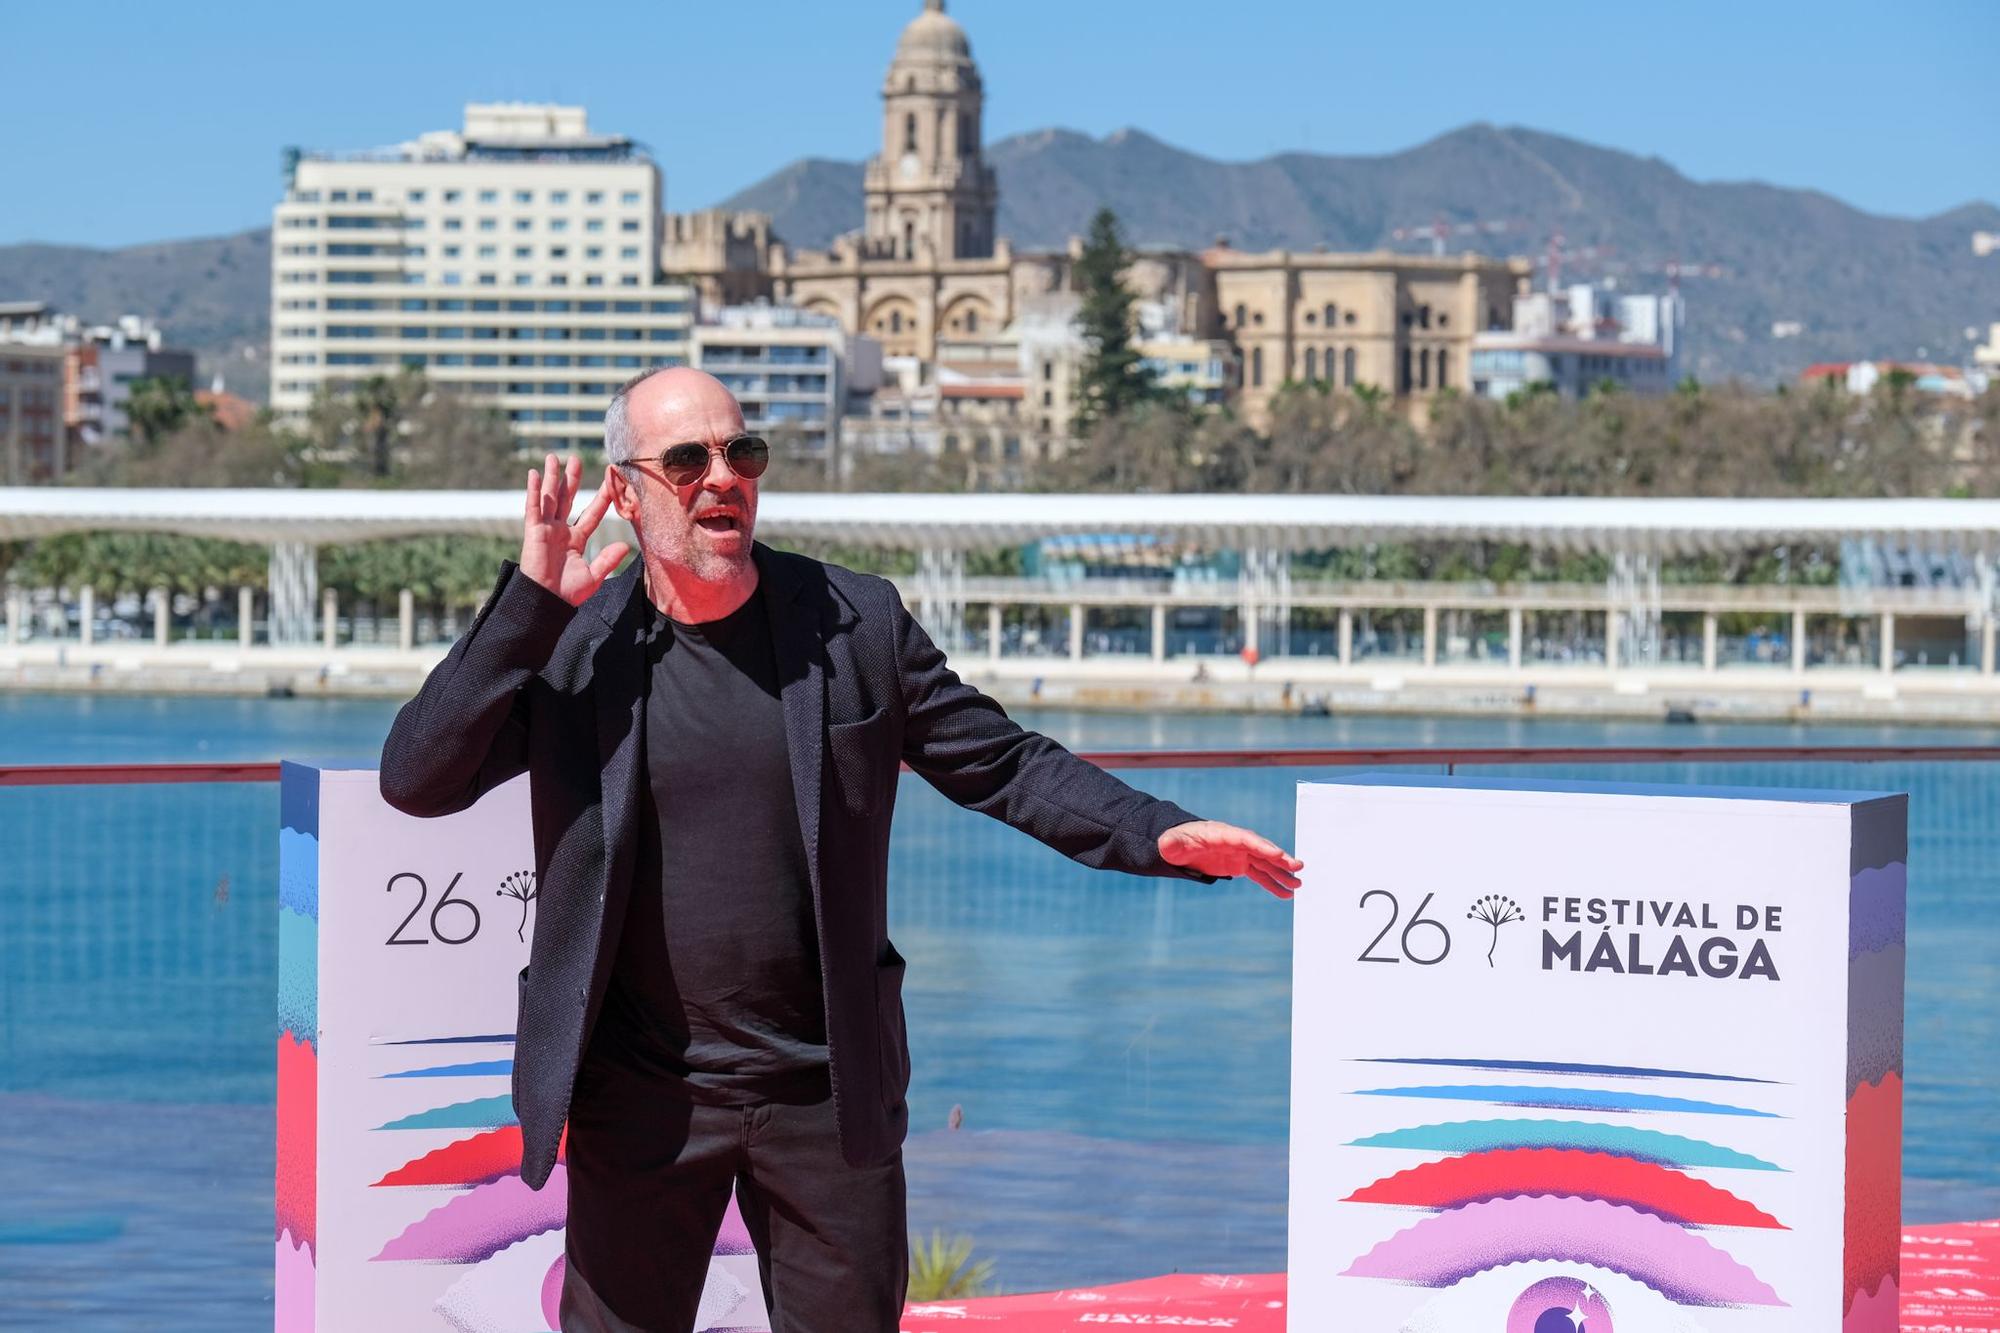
[1,0,1992,250]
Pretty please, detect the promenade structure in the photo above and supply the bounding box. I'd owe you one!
[13,491,2000,718]
[271,103,693,452]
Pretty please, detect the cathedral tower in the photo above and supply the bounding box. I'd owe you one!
[863,0,998,262]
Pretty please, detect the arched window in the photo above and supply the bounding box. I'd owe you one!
[1233,303,1247,328]
[1251,346,1264,387]
[904,113,918,153]
[889,309,904,334]
[937,108,949,157]
[1303,347,1318,381]
[1323,302,1336,327]
[1436,349,1449,390]
[903,220,915,259]
[1419,347,1431,390]
[964,308,979,333]
[958,113,974,155]
[1399,345,1413,393]
[1343,347,1357,385]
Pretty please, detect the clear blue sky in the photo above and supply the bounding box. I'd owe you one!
[2,0,1990,249]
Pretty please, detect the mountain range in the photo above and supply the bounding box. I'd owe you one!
[5,123,1995,399]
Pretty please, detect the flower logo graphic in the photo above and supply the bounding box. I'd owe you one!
[1467,894,1525,967]
[496,871,538,943]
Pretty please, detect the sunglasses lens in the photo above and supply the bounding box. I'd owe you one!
[728,437,771,479]
[660,444,708,484]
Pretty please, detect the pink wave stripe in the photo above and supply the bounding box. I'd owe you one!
[372,1164,568,1263]
[543,1254,565,1330]
[718,1194,754,1255]
[275,1227,315,1333]
[1342,1194,1784,1307]
[1844,1272,1898,1332]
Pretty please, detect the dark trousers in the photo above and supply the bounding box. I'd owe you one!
[561,1051,907,1333]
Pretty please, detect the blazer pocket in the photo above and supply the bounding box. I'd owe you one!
[826,705,894,820]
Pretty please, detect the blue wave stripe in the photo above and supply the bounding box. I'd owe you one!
[1357,1084,1777,1117]
[377,1034,517,1045]
[1357,1057,1777,1084]
[380,1060,513,1079]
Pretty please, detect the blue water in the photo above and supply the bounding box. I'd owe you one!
[2,693,1998,1327]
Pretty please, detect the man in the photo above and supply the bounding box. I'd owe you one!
[379,367,1303,1333]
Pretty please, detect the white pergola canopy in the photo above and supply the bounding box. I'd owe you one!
[6,489,2000,556]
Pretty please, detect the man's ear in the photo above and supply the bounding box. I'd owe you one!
[606,464,640,524]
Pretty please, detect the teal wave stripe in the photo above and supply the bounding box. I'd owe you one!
[1349,1118,1783,1171]
[375,1095,518,1131]
[1358,1084,1777,1117]
[275,908,317,1048]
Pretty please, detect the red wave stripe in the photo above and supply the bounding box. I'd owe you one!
[1846,1071,1904,1309]
[374,1123,567,1187]
[275,1031,317,1249]
[1343,1146,1784,1229]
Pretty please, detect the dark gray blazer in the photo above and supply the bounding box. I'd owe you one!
[378,541,1209,1188]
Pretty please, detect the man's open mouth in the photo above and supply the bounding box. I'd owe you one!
[695,512,741,533]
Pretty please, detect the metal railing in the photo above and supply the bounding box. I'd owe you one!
[9,743,2000,788]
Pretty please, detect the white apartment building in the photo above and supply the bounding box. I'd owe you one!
[1469,282,1682,400]
[690,304,881,473]
[270,103,693,451]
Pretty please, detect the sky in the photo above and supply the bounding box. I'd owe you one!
[1,0,1992,249]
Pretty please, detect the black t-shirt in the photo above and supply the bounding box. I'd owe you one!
[591,590,829,1104]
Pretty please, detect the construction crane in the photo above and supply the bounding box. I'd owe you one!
[1388,214,1521,257]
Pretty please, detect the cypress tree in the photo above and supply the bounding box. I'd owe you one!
[1074,207,1155,430]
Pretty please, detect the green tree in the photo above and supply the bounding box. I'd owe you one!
[124,376,209,450]
[1073,207,1155,431]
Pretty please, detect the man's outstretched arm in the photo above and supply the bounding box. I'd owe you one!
[379,455,628,818]
[891,588,1302,897]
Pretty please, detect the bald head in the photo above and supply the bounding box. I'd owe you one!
[603,366,744,471]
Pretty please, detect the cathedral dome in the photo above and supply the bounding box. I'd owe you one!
[894,0,971,64]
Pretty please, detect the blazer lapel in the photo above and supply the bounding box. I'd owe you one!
[592,564,648,896]
[757,543,825,913]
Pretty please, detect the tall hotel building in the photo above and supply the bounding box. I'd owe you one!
[271,104,692,451]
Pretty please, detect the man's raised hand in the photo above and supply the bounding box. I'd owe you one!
[1157,820,1305,899]
[521,454,632,607]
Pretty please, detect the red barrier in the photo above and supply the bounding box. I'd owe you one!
[899,1222,2000,1332]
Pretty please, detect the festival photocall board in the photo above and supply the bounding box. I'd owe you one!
[276,762,771,1333]
[1289,775,1906,1333]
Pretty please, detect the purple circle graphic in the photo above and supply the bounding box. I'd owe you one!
[1507,1275,1614,1333]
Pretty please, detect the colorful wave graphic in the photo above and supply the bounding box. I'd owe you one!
[376,1095,518,1132]
[1342,1195,1785,1307]
[374,1126,567,1189]
[382,1059,515,1079]
[276,1030,318,1248]
[1344,1147,1783,1228]
[1349,1119,1783,1172]
[275,764,321,1325]
[1356,1057,1775,1084]
[373,1164,568,1264]
[1848,862,1907,959]
[1356,1084,1776,1117]
[1846,1071,1903,1317]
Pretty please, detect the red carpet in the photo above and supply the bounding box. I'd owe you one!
[900,1219,2000,1331]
